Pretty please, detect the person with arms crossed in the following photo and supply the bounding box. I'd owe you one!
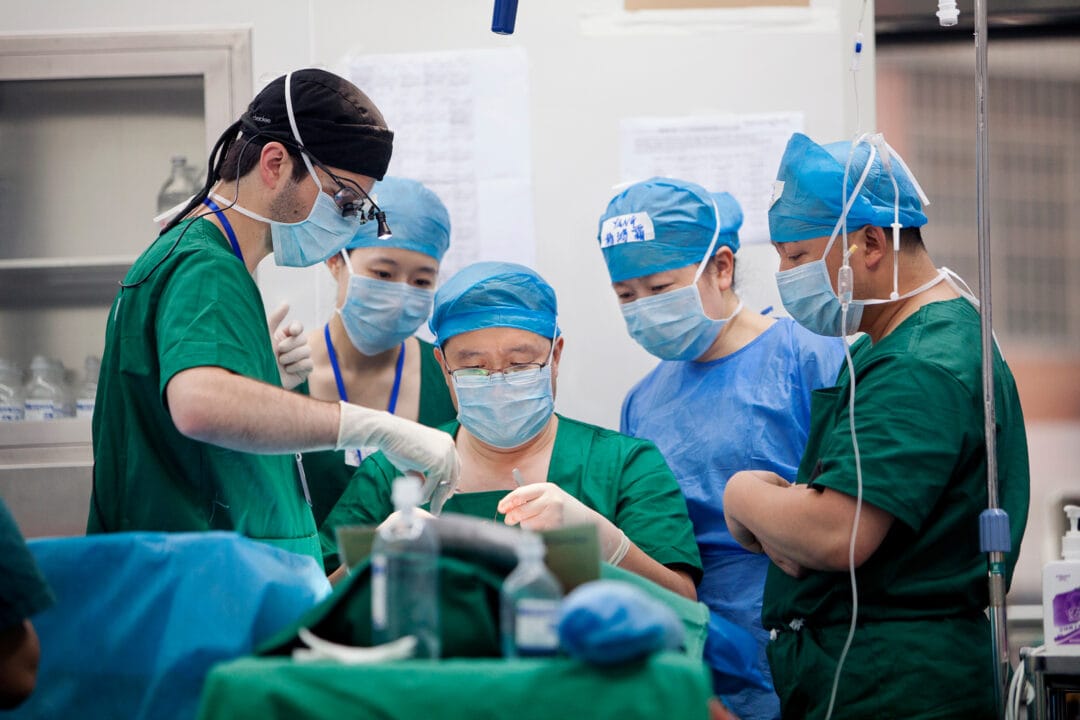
[723,132,1029,719]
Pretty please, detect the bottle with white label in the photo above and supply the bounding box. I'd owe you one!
[371,476,440,658]
[76,355,101,419]
[23,356,64,421]
[0,359,24,422]
[501,533,563,658]
[1044,504,1080,653]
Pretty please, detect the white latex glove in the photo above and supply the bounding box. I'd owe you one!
[336,401,460,496]
[268,302,313,390]
[378,506,436,530]
[497,483,631,565]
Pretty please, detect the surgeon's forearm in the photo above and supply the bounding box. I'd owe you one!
[166,366,340,453]
[723,471,893,572]
[618,544,697,600]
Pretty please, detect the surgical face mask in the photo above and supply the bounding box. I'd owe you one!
[775,258,862,336]
[621,283,742,361]
[454,366,554,449]
[775,133,938,337]
[619,197,741,361]
[451,337,556,450]
[211,72,364,267]
[213,190,362,267]
[337,252,435,355]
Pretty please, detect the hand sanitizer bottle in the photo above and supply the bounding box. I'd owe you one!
[1044,504,1080,652]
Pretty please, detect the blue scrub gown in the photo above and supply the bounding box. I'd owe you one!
[621,316,845,720]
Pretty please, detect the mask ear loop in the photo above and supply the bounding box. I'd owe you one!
[283,71,322,191]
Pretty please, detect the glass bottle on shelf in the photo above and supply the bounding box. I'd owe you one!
[157,155,200,218]
[76,355,101,419]
[0,358,25,422]
[23,356,64,421]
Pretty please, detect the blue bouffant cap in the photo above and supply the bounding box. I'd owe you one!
[597,177,742,283]
[429,262,560,346]
[768,133,928,244]
[345,176,450,261]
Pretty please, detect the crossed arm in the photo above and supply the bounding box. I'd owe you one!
[722,470,894,576]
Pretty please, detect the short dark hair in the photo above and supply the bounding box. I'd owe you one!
[217,133,308,183]
[899,225,925,252]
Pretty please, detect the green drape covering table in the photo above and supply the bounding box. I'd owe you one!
[197,653,711,720]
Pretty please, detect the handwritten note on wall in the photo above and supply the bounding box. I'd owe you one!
[619,112,804,244]
[339,48,535,284]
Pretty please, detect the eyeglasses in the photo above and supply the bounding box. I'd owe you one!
[302,149,393,238]
[447,362,548,386]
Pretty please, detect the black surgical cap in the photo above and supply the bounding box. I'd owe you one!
[240,68,393,180]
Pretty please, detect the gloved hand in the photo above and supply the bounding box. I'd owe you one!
[268,302,313,390]
[336,401,460,498]
[497,483,631,565]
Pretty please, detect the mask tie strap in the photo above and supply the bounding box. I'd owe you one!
[284,71,322,190]
[692,197,724,284]
[340,248,356,276]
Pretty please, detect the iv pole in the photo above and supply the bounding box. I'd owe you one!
[938,0,1012,714]
[970,0,1012,715]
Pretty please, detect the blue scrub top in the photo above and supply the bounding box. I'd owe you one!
[621,317,844,557]
[621,316,845,720]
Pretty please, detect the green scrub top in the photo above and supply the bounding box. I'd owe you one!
[320,415,704,578]
[762,298,1029,720]
[1,499,55,631]
[87,218,321,564]
[299,338,457,529]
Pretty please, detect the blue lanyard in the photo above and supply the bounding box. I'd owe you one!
[323,323,405,414]
[201,198,244,263]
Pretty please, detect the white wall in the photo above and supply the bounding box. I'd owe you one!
[1,0,872,429]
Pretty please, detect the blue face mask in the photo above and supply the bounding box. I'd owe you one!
[337,255,435,355]
[616,195,742,362]
[453,364,554,450]
[775,258,861,337]
[621,283,742,361]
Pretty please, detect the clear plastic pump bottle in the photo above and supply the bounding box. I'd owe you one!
[0,359,24,422]
[371,475,441,658]
[23,356,64,421]
[501,533,563,658]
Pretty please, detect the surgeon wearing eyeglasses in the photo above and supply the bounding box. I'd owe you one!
[88,69,459,567]
[321,262,702,598]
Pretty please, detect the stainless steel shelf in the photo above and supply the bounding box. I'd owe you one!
[0,417,92,468]
[0,256,135,308]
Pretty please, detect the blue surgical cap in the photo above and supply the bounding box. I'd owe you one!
[344,176,451,261]
[429,261,560,346]
[597,177,742,284]
[768,133,928,244]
